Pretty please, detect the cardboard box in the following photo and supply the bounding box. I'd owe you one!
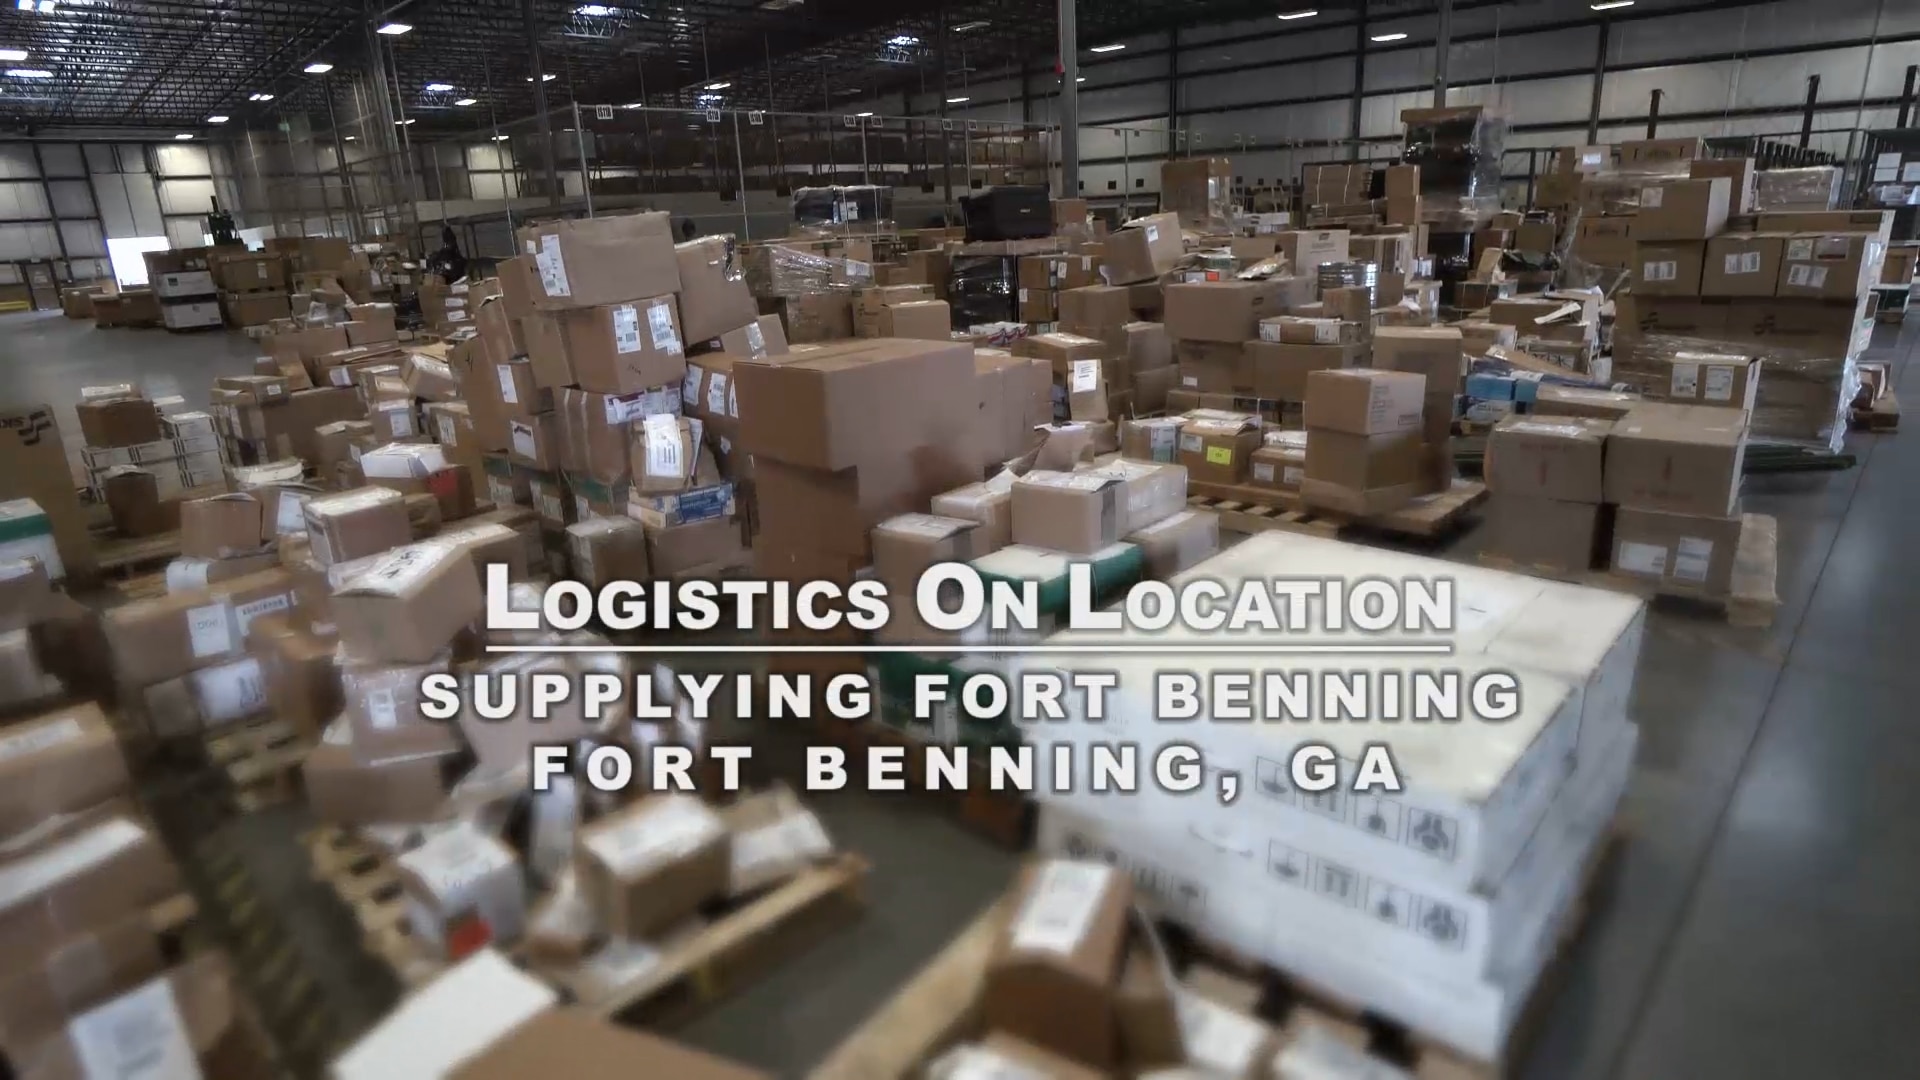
[553,386,668,484]
[177,494,271,559]
[1633,241,1706,297]
[1010,471,1123,554]
[101,572,287,687]
[303,735,452,826]
[577,796,730,939]
[733,338,978,475]
[778,292,855,343]
[1057,285,1134,330]
[1079,459,1187,534]
[566,516,648,588]
[303,487,411,567]
[1701,233,1784,297]
[931,481,1015,554]
[1018,286,1056,323]
[1611,506,1743,594]
[1636,177,1730,241]
[1163,279,1296,343]
[75,398,163,449]
[973,353,1053,466]
[1304,369,1424,436]
[1778,232,1882,299]
[877,300,952,340]
[508,413,562,473]
[1119,417,1185,464]
[1636,351,1762,411]
[0,408,93,581]
[1257,316,1360,346]
[1173,340,1245,394]
[1604,404,1747,516]
[0,818,180,965]
[1573,216,1636,267]
[0,704,128,840]
[1125,509,1219,580]
[1249,431,1308,492]
[1485,416,1610,503]
[1245,341,1358,402]
[1102,213,1183,285]
[872,514,991,590]
[451,1009,772,1080]
[518,309,571,389]
[1371,326,1463,397]
[521,212,680,311]
[1133,364,1175,414]
[1620,136,1702,166]
[982,860,1132,1070]
[560,296,687,397]
[331,540,484,664]
[1177,412,1262,485]
[1533,385,1641,421]
[396,824,526,960]
[1483,496,1606,575]
[1689,156,1757,214]
[631,415,706,494]
[705,313,788,360]
[1303,428,1421,507]
[674,237,756,342]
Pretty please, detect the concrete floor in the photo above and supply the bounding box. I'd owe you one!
[5,307,1918,1078]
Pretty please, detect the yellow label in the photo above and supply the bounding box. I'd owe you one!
[1205,446,1234,466]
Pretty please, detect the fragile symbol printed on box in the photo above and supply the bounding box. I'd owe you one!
[1267,841,1469,951]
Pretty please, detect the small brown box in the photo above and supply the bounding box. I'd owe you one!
[330,540,485,664]
[1176,412,1263,485]
[1057,285,1135,330]
[1305,369,1425,436]
[178,493,272,559]
[1611,506,1744,594]
[75,398,163,449]
[559,295,688,396]
[1483,495,1606,575]
[1302,428,1423,513]
[1633,241,1706,297]
[1702,234,1783,297]
[983,860,1133,1071]
[1485,416,1611,504]
[871,514,989,591]
[1603,404,1747,516]
[1371,326,1464,397]
[1010,471,1124,554]
[302,486,412,568]
[1639,351,1762,411]
[577,795,731,939]
[1635,177,1731,241]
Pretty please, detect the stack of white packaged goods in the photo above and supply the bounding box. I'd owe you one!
[1021,530,1645,1063]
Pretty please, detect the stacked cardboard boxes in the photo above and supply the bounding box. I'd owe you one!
[144,247,228,331]
[212,250,294,328]
[1300,369,1427,516]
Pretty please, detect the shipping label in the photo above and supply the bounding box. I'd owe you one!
[1674,537,1714,583]
[68,977,203,1080]
[1009,861,1114,955]
[186,602,233,658]
[612,304,644,354]
[1669,362,1700,398]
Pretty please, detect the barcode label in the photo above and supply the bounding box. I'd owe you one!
[538,234,571,296]
[1643,260,1676,282]
[497,364,519,404]
[1674,537,1714,583]
[1725,251,1762,275]
[1616,541,1668,577]
[186,603,232,658]
[682,366,702,406]
[647,302,680,353]
[1071,359,1099,393]
[1009,862,1113,955]
[613,304,644,354]
[706,372,729,416]
[1704,365,1736,402]
[1669,362,1699,398]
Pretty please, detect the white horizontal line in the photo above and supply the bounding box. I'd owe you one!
[486,643,1457,656]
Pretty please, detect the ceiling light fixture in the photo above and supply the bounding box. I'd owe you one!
[621,102,643,109]
[1089,43,1125,53]
[248,92,274,101]
[855,111,874,117]
[1370,32,1408,42]
[952,20,989,32]
[1075,76,1085,83]
[576,3,617,14]
[705,81,730,90]
[887,35,920,47]
[5,68,53,79]
[36,0,54,11]
[345,135,357,141]
[946,96,969,103]
[527,73,557,81]
[1590,0,1634,8]
[376,22,412,35]
[174,134,193,140]
[207,115,228,123]
[1277,9,1318,20]
[491,134,510,141]
[396,119,415,125]
[455,97,477,106]
[0,49,26,62]
[304,62,333,74]
[426,82,454,92]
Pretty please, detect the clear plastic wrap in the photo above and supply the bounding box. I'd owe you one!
[792,184,894,230]
[1614,332,1858,454]
[1755,166,1843,212]
[743,243,845,297]
[1402,105,1507,228]
[949,254,1020,326]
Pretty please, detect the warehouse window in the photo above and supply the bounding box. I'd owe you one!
[106,235,171,288]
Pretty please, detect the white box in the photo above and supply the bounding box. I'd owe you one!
[1025,531,1644,891]
[1036,724,1635,1062]
[331,949,555,1079]
[162,300,223,329]
[396,824,527,960]
[165,411,217,439]
[152,270,215,299]
[131,439,181,464]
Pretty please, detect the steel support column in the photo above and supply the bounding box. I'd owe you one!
[1898,64,1917,127]
[523,0,560,207]
[1433,0,1453,106]
[1800,74,1821,148]
[1586,19,1611,143]
[1168,27,1180,144]
[1058,0,1079,197]
[940,5,955,213]
[1349,1,1369,162]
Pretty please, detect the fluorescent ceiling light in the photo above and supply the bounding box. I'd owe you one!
[946,96,969,103]
[248,92,274,101]
[207,115,228,123]
[1089,43,1125,53]
[888,35,919,47]
[1591,0,1634,8]
[855,111,873,117]
[1075,76,1085,83]
[576,3,617,14]
[527,73,557,81]
[426,82,454,91]
[174,134,193,140]
[5,68,53,79]
[376,22,412,35]
[304,62,333,74]
[621,102,643,109]
[454,97,477,106]
[952,20,989,32]
[0,49,26,62]
[36,0,54,10]
[491,134,510,141]
[1278,9,1317,19]
[396,119,416,125]
[344,135,356,141]
[1370,32,1408,42]
[705,81,730,90]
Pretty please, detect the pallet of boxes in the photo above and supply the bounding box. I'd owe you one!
[818,525,1645,1078]
[1,566,281,1075]
[145,246,228,332]
[211,248,295,330]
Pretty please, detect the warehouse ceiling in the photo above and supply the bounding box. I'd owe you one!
[0,0,1381,132]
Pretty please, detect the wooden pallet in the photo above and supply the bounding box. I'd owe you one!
[812,718,1032,851]
[1852,389,1900,432]
[1189,479,1489,543]
[811,831,1622,1080]
[1476,513,1779,629]
[304,827,447,987]
[206,716,314,811]
[93,529,182,579]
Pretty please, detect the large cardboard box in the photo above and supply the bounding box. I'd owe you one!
[1689,157,1757,214]
[1245,341,1359,402]
[558,296,687,397]
[303,737,452,826]
[1302,429,1421,513]
[732,338,978,474]
[1631,351,1761,411]
[1604,404,1746,516]
[1777,232,1882,300]
[1702,233,1785,297]
[304,487,411,567]
[1163,280,1295,343]
[75,397,163,449]
[1177,412,1262,485]
[450,1009,772,1080]
[1633,241,1705,297]
[1485,416,1610,503]
[1635,177,1730,241]
[1010,472,1124,554]
[1573,216,1636,267]
[1371,326,1463,397]
[1102,213,1182,285]
[673,237,757,342]
[577,796,729,939]
[973,353,1053,466]
[0,704,129,840]
[982,860,1132,1070]
[1304,369,1425,436]
[0,818,180,964]
[1058,285,1134,330]
[1271,229,1351,279]
[877,300,951,340]
[1611,506,1743,594]
[331,541,484,664]
[520,212,681,311]
[1483,496,1606,575]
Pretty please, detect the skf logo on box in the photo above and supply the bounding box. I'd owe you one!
[1,409,54,448]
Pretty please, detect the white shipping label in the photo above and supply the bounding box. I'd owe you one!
[1640,185,1664,208]
[845,259,871,279]
[1313,321,1339,344]
[234,593,291,637]
[497,364,519,404]
[1643,260,1677,283]
[329,367,352,387]
[603,393,640,425]
[537,233,572,297]
[1704,365,1736,402]
[447,310,470,323]
[0,716,84,763]
[1009,862,1114,955]
[1018,288,1028,303]
[612,304,644,354]
[186,602,233,658]
[1669,362,1700,398]
[682,367,702,406]
[537,491,564,522]
[487,477,515,506]
[1182,375,1199,388]
[1253,462,1275,482]
[388,409,412,437]
[1787,238,1815,261]
[166,560,210,593]
[727,383,738,419]
[1071,360,1099,394]
[1283,465,1303,485]
[1674,537,1715,583]
[707,373,730,416]
[194,658,268,725]
[1144,224,1160,243]
[1725,251,1763,275]
[68,976,204,1080]
[575,495,593,521]
[1179,993,1266,1077]
[745,321,766,357]
[1787,264,1829,289]
[647,302,681,353]
[366,687,399,730]
[1617,541,1669,577]
[511,423,538,461]
[437,413,459,444]
[1179,433,1203,453]
[1149,427,1177,460]
[643,416,683,479]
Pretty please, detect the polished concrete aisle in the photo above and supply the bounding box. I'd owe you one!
[3,308,1916,1078]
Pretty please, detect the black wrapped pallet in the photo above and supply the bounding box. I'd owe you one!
[948,255,1020,326]
[959,186,1052,242]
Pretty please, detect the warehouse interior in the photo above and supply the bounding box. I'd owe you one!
[2,0,1918,1078]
